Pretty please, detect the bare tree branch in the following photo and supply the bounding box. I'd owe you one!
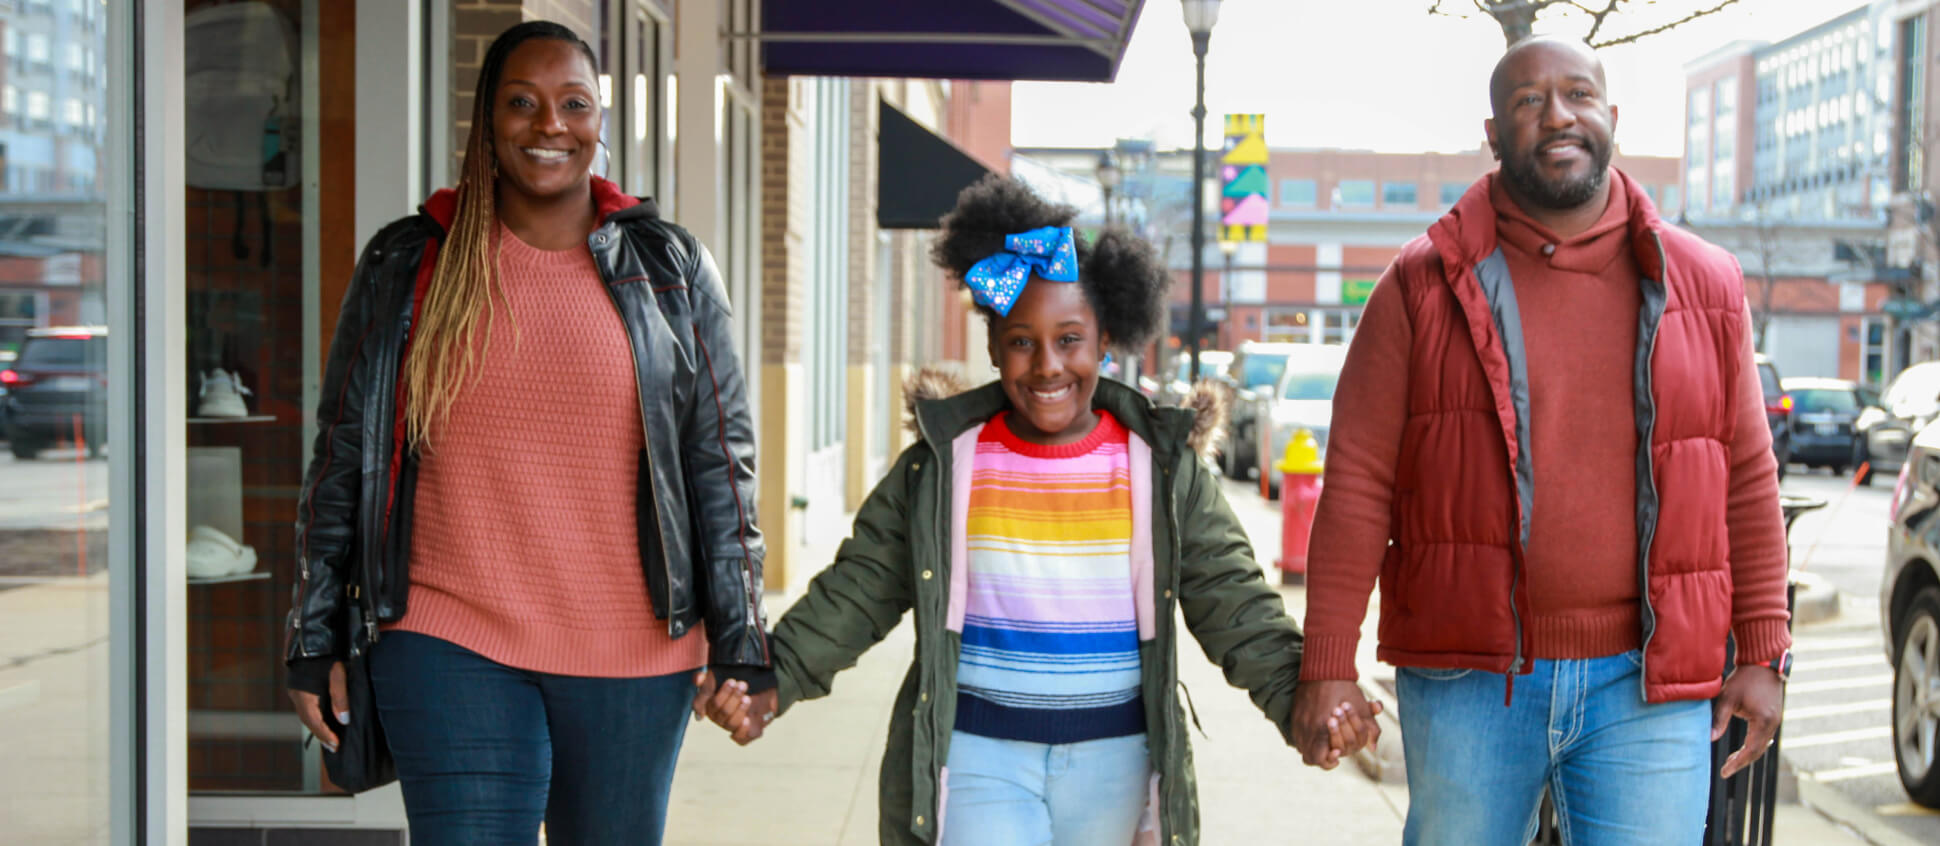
[1575,0,1623,45]
[1590,0,1740,49]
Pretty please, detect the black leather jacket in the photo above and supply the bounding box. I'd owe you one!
[285,188,770,676]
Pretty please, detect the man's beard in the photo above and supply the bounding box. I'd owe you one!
[1500,134,1612,211]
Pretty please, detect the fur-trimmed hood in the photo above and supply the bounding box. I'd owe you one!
[901,365,1228,459]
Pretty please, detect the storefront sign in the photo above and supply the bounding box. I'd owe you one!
[1341,278,1376,306]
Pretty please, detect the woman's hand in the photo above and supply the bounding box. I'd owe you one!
[287,661,349,752]
[702,678,779,745]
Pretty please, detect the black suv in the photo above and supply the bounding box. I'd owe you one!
[2,326,108,459]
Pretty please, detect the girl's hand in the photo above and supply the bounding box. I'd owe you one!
[1324,699,1383,765]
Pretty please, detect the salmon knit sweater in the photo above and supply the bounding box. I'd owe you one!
[1299,175,1785,680]
[386,223,707,677]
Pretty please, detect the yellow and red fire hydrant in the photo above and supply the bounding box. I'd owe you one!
[1274,428,1325,585]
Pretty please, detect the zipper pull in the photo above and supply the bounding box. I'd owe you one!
[1504,671,1515,707]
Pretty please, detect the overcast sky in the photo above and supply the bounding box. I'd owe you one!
[1011,0,1865,157]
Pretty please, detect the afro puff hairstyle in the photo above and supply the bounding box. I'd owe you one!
[930,174,1171,354]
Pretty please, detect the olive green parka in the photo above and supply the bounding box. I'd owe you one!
[769,371,1304,846]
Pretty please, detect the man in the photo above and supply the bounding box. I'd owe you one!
[1291,35,1790,845]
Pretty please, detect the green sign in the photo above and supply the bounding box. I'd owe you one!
[1342,279,1377,306]
[1882,296,1933,320]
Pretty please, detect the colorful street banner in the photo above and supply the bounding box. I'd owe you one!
[1220,114,1267,243]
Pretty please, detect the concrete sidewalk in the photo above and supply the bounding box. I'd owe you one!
[661,489,1869,845]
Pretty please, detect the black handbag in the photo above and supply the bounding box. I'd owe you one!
[319,625,397,793]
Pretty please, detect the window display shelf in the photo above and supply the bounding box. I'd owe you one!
[187,415,276,424]
[187,572,271,586]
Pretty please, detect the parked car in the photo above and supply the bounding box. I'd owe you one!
[1755,354,1792,480]
[1258,344,1348,499]
[1867,361,1940,485]
[1,326,108,459]
[0,348,14,435]
[1218,341,1303,480]
[1157,350,1232,407]
[1881,419,1940,808]
[1781,377,1868,477]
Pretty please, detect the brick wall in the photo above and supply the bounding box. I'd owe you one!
[760,77,807,366]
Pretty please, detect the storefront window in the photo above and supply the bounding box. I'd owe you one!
[182,0,347,795]
[0,0,117,840]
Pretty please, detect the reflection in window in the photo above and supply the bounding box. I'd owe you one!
[0,0,116,839]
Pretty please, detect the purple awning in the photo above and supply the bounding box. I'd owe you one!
[760,0,1146,82]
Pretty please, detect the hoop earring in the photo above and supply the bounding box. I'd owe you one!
[596,140,613,179]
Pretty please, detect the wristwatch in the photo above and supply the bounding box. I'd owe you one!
[1762,649,1793,683]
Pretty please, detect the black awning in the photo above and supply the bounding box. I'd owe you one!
[878,101,994,230]
[761,0,1146,83]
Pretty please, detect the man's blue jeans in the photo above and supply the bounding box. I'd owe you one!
[1396,650,1711,846]
[368,631,695,846]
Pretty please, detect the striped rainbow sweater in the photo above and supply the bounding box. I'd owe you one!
[954,410,1145,744]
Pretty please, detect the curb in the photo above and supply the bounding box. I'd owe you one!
[1795,769,1930,846]
[1792,571,1842,626]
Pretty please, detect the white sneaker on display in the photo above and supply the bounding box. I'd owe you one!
[186,525,257,578]
[197,369,252,418]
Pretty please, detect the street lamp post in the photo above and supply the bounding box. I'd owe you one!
[1182,0,1221,384]
[1220,239,1238,350]
[1096,150,1122,229]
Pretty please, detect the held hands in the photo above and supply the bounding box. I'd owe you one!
[692,672,780,745]
[1291,679,1385,770]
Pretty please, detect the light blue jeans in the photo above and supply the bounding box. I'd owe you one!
[1396,650,1712,846]
[940,731,1152,846]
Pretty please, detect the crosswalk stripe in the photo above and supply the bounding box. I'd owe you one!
[1807,761,1899,783]
[1785,674,1893,694]
[1797,654,1889,671]
[1793,636,1883,651]
[1782,726,1892,748]
[1786,699,1890,719]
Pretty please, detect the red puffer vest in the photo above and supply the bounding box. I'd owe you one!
[1378,169,1748,703]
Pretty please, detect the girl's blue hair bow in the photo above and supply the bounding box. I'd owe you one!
[963,226,1078,317]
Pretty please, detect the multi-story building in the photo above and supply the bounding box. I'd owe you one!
[1683,3,1901,222]
[1685,1,1940,380]
[0,0,109,346]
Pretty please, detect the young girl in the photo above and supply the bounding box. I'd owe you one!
[706,176,1369,845]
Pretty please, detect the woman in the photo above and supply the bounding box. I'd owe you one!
[283,21,769,845]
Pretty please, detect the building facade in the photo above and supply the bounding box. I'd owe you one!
[0,0,1136,841]
[1686,0,1940,380]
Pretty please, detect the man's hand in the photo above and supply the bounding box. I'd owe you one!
[702,678,780,745]
[1291,679,1383,770]
[287,661,349,753]
[1714,664,1784,778]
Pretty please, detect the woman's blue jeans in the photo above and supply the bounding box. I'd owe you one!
[1396,650,1713,846]
[368,631,695,846]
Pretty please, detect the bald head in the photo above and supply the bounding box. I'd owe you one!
[1490,35,1607,118]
